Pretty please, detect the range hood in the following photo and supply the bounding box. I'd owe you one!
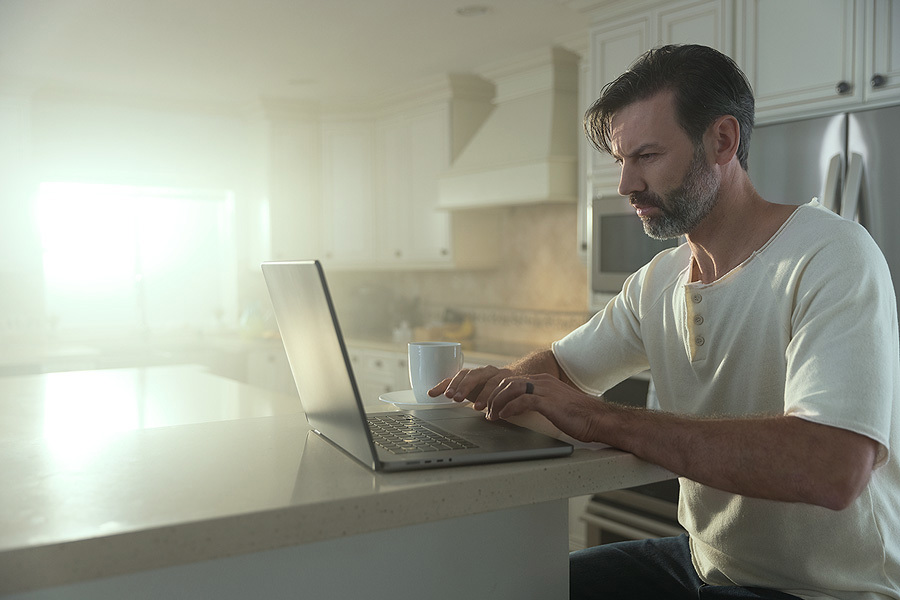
[438,47,580,209]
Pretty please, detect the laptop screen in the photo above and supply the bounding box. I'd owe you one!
[261,260,379,470]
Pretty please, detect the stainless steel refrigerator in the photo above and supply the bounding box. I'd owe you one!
[749,104,900,317]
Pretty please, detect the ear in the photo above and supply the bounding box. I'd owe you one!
[707,115,740,166]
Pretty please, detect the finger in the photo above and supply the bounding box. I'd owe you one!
[447,367,499,402]
[484,376,528,404]
[439,369,471,398]
[429,369,471,396]
[428,376,454,397]
[482,377,519,419]
[471,372,512,410]
[496,394,538,420]
[485,378,536,420]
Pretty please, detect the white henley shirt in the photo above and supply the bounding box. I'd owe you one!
[554,200,900,599]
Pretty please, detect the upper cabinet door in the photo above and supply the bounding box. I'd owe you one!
[406,108,452,263]
[320,120,377,264]
[867,0,900,104]
[656,0,734,52]
[378,107,452,265]
[737,0,865,120]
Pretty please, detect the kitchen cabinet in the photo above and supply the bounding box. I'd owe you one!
[266,119,320,262]
[320,119,378,263]
[321,104,499,270]
[737,0,865,119]
[378,106,453,265]
[247,102,320,264]
[737,0,900,121]
[868,0,900,103]
[586,0,733,197]
[347,345,410,403]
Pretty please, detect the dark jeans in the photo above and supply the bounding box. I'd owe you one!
[570,535,802,599]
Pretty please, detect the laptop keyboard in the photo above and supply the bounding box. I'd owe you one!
[367,413,479,454]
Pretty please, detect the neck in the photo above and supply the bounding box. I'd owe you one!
[686,168,796,284]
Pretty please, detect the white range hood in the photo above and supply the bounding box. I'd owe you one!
[438,47,580,210]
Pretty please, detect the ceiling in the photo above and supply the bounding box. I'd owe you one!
[0,0,604,109]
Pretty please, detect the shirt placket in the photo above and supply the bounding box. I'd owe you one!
[685,287,709,362]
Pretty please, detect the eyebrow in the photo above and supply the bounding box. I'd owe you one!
[612,142,664,161]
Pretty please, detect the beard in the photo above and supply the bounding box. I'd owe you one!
[631,149,721,240]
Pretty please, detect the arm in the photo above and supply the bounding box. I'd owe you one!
[593,407,878,511]
[431,348,879,510]
[487,378,879,511]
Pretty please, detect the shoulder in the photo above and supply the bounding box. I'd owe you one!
[621,243,691,315]
[769,202,895,321]
[792,201,875,245]
[773,201,887,273]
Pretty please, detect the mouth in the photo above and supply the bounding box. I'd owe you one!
[630,193,661,219]
[631,203,659,219]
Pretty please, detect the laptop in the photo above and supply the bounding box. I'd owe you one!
[261,260,573,472]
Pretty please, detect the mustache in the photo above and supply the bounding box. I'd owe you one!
[630,191,663,207]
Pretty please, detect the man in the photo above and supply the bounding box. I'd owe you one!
[430,45,900,599]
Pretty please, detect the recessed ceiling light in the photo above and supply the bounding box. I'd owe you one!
[455,5,491,17]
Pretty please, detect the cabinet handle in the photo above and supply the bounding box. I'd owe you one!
[394,249,402,258]
[836,81,852,95]
[871,74,887,89]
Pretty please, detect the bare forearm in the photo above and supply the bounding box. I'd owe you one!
[505,348,574,386]
[595,405,877,510]
[452,352,878,510]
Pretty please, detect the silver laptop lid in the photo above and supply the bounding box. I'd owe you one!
[261,260,379,470]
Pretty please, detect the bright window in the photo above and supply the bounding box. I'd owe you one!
[36,182,237,337]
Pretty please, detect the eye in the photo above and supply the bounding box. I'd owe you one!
[639,152,658,161]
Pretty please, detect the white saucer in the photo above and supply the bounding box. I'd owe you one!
[379,389,460,408]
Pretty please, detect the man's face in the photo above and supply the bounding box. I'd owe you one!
[609,91,720,240]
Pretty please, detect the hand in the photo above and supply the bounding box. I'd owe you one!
[429,367,606,443]
[480,374,606,442]
[428,365,516,410]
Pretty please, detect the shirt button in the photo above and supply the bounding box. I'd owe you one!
[692,293,703,304]
[693,315,704,325]
[695,336,705,346]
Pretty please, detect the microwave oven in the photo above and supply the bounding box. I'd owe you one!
[590,195,679,310]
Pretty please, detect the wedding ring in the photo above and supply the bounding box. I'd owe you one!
[525,382,535,395]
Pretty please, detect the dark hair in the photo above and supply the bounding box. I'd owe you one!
[584,44,755,171]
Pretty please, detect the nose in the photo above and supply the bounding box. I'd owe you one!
[617,161,645,198]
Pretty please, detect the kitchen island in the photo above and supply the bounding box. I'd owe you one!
[0,365,672,599]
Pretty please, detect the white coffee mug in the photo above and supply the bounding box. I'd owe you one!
[408,342,464,404]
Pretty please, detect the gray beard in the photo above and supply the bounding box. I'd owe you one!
[634,151,721,240]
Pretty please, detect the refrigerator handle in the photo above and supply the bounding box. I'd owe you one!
[840,152,864,223]
[821,154,843,214]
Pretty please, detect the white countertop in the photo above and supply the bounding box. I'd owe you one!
[0,365,672,595]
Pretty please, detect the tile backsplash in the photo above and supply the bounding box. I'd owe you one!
[330,203,592,347]
[418,304,589,347]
